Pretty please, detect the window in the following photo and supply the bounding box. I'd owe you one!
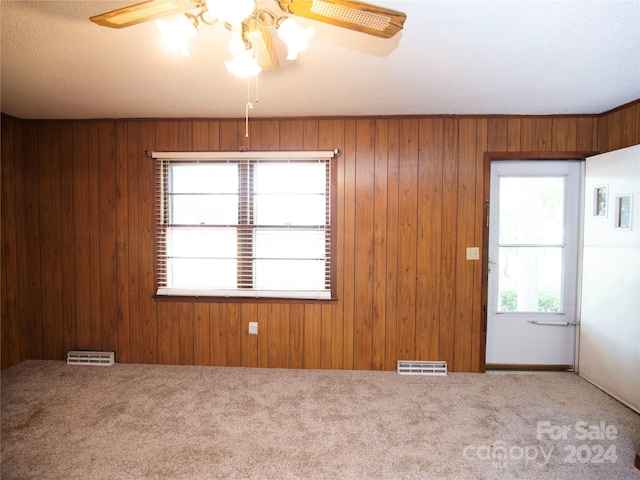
[154,151,336,299]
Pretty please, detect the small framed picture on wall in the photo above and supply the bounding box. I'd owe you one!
[614,194,633,230]
[593,185,608,217]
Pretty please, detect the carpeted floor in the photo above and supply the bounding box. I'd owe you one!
[1,360,639,479]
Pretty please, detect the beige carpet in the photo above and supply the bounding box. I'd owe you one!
[1,360,639,479]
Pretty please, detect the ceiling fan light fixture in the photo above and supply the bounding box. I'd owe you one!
[225,28,262,78]
[276,18,315,60]
[90,0,406,79]
[156,14,197,56]
[227,27,247,56]
[225,48,262,78]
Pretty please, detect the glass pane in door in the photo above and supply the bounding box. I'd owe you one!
[497,176,566,313]
[497,246,563,312]
[498,177,564,244]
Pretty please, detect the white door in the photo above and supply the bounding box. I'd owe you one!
[486,160,583,368]
[579,145,640,412]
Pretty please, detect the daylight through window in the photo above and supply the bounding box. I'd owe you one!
[154,151,336,299]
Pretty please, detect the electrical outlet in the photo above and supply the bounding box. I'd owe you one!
[248,322,258,335]
[466,247,480,260]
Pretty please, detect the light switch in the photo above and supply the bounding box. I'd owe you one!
[466,247,480,260]
[248,322,258,335]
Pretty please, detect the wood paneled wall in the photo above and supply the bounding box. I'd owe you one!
[2,100,639,371]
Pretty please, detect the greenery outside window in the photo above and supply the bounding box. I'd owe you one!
[154,151,336,300]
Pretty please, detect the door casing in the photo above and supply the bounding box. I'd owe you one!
[478,151,597,372]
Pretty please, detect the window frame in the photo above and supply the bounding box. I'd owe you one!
[153,150,338,301]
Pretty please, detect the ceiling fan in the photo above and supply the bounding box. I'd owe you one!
[90,0,407,77]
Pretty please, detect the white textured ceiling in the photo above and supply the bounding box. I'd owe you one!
[1,0,639,120]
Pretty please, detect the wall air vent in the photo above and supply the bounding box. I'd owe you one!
[397,361,447,376]
[67,351,115,366]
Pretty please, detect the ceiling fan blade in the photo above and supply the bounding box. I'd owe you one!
[90,0,199,29]
[276,0,406,39]
[246,18,280,72]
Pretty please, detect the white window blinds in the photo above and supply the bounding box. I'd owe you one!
[153,151,336,300]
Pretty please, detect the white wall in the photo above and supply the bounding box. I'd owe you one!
[579,145,640,413]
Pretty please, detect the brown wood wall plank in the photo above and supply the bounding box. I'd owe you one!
[98,123,119,354]
[341,120,356,369]
[488,118,508,151]
[88,123,102,350]
[289,304,304,369]
[39,123,64,360]
[194,303,210,365]
[157,302,180,364]
[353,119,375,370]
[320,304,333,369]
[22,123,43,359]
[280,119,304,149]
[438,118,459,368]
[552,118,577,151]
[506,118,521,152]
[209,122,220,150]
[597,116,608,152]
[2,102,638,372]
[304,304,322,369]
[372,118,389,371]
[192,121,209,150]
[126,122,142,364]
[597,102,640,151]
[532,118,553,151]
[210,303,227,366]
[267,304,289,368]
[591,117,599,151]
[115,122,131,363]
[605,110,625,151]
[396,118,419,362]
[256,304,269,368]
[226,303,241,366]
[415,118,444,363]
[1,118,20,367]
[11,119,29,363]
[179,303,194,365]
[576,118,595,151]
[520,118,533,151]
[383,119,400,371]
[59,123,76,357]
[72,123,92,351]
[304,119,319,150]
[611,106,636,151]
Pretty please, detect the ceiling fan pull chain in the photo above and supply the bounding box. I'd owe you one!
[255,73,259,104]
[245,102,253,138]
[245,76,253,138]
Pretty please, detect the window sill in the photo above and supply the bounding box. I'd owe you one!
[153,295,338,304]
